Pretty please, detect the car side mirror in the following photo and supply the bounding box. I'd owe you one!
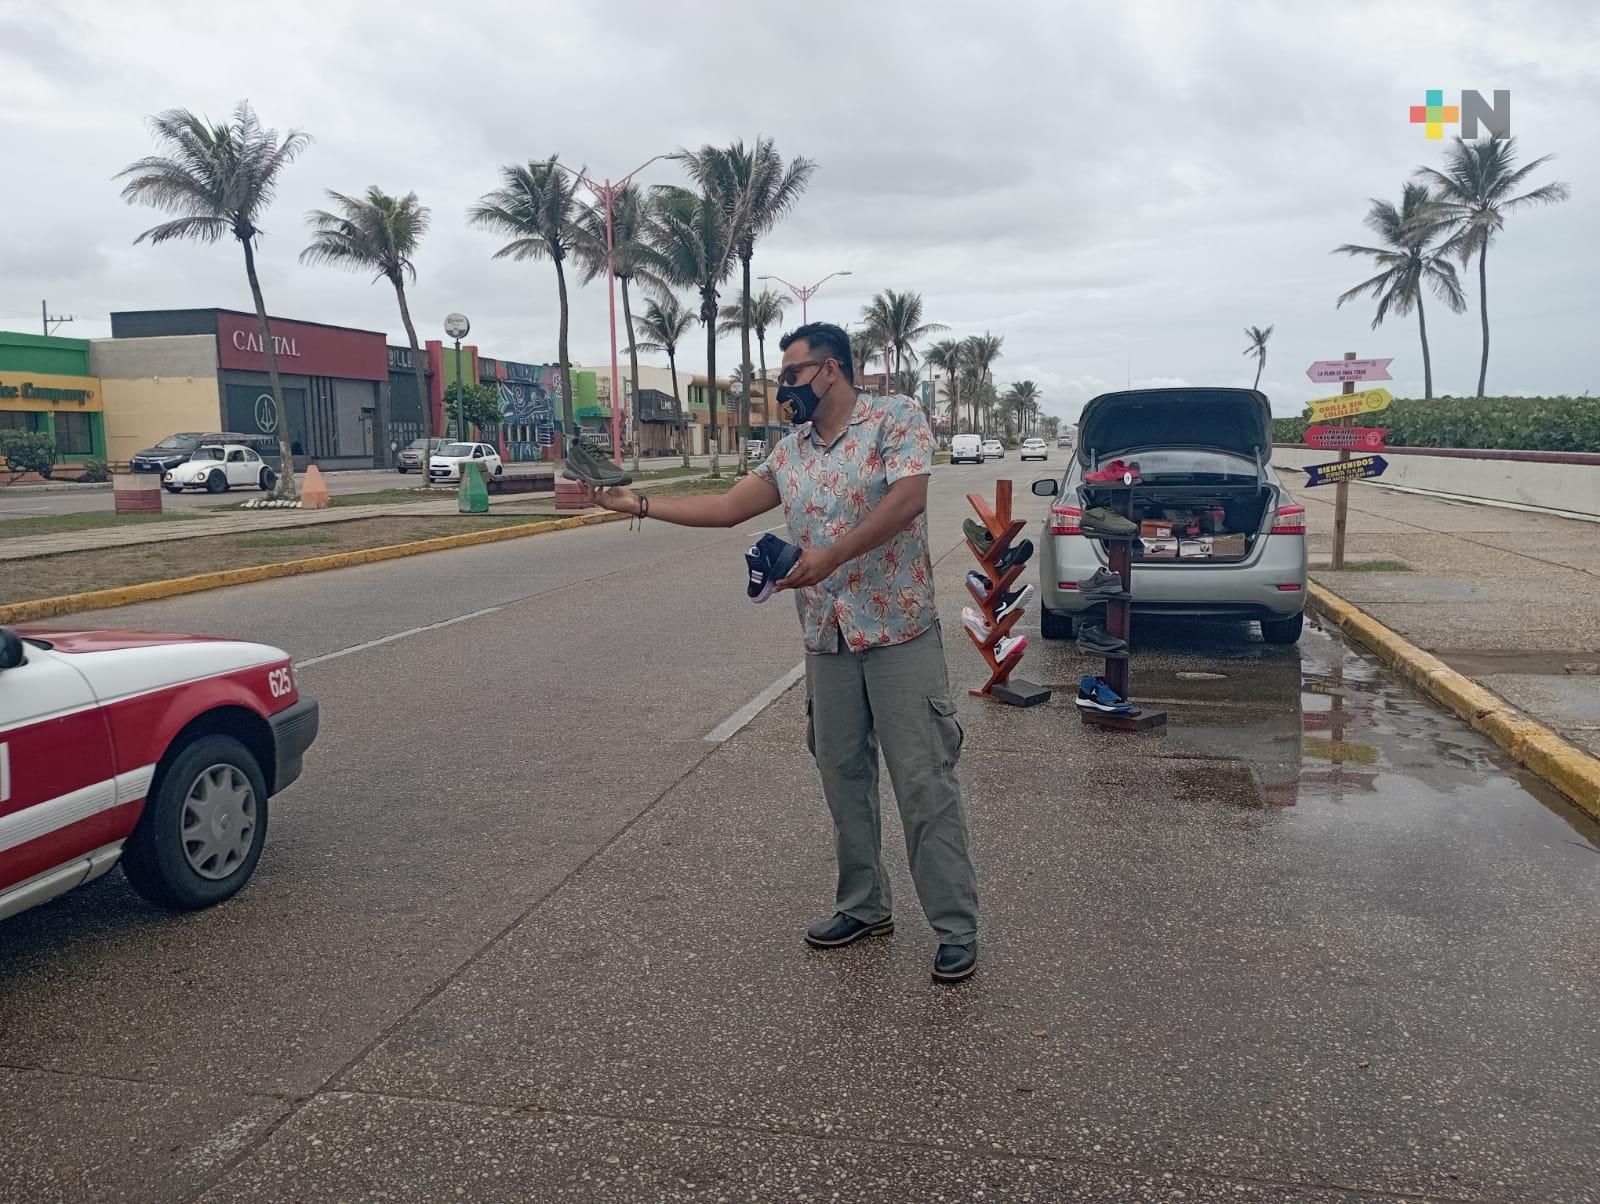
[0,627,25,671]
[1030,478,1059,497]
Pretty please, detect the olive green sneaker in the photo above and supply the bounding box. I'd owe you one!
[562,439,632,487]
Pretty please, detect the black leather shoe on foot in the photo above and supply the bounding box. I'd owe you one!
[804,913,894,949]
[932,941,978,982]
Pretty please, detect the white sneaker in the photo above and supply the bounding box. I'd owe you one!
[962,606,992,641]
[995,633,1027,661]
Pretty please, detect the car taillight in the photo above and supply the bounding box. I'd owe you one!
[1271,504,1306,536]
[1049,505,1082,536]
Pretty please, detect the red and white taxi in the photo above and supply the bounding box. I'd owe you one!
[0,625,318,922]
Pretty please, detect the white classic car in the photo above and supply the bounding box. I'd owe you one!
[163,443,278,494]
[0,625,318,922]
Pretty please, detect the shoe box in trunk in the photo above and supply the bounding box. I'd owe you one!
[1080,484,1274,563]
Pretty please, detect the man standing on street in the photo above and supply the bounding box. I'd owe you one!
[580,322,979,983]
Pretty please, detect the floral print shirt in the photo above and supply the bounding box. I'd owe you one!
[755,391,937,654]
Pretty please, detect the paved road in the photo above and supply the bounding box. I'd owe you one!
[0,456,728,521]
[4,457,1597,1202]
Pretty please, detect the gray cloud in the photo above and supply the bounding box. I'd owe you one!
[1,0,1593,416]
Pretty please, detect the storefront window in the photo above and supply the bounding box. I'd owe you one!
[54,411,94,455]
[0,411,45,432]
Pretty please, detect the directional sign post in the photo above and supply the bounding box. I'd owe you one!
[1306,358,1392,384]
[1302,353,1396,569]
[1304,425,1389,451]
[1304,455,1388,486]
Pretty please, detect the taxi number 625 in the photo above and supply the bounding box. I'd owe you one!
[267,666,294,699]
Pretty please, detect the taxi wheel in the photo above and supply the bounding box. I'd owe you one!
[204,470,229,494]
[123,734,269,910]
[259,468,277,492]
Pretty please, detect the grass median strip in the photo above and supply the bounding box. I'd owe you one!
[0,509,206,539]
[1,515,560,612]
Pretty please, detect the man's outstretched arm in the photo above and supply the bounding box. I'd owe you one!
[582,473,781,528]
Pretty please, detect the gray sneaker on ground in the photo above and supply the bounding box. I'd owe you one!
[1076,622,1129,658]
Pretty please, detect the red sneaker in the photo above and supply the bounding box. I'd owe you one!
[1085,459,1141,484]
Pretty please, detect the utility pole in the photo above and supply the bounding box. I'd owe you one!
[41,301,73,336]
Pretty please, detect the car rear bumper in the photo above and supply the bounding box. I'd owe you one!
[1042,533,1307,619]
[268,696,319,794]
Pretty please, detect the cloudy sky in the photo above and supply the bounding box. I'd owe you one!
[2,1,1595,419]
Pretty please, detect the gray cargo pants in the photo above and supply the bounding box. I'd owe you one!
[804,624,980,945]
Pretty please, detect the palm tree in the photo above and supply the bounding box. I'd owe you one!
[1414,134,1570,397]
[849,328,879,388]
[962,333,1004,432]
[860,290,947,396]
[1002,380,1041,440]
[575,183,664,470]
[118,101,311,497]
[677,139,814,473]
[1242,325,1273,390]
[925,339,963,434]
[301,186,433,479]
[633,291,698,468]
[1333,183,1466,399]
[719,286,790,444]
[468,157,583,448]
[645,185,738,475]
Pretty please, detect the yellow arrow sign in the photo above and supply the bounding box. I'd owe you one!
[1307,387,1393,421]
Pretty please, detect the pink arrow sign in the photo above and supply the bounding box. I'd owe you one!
[1306,358,1393,383]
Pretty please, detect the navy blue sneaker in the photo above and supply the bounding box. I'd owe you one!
[997,539,1034,572]
[746,533,802,603]
[966,570,992,594]
[1076,675,1133,713]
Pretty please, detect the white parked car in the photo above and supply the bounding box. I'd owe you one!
[164,444,276,494]
[982,439,1005,459]
[1020,437,1049,461]
[949,434,984,464]
[429,442,504,483]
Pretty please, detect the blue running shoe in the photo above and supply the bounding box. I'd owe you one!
[746,533,802,603]
[966,570,992,594]
[1075,675,1133,713]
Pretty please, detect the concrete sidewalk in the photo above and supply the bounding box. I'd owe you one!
[1288,477,1600,759]
[1,474,706,562]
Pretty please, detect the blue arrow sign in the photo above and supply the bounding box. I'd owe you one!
[1303,455,1388,487]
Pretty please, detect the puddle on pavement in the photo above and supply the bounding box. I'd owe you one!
[1084,615,1600,849]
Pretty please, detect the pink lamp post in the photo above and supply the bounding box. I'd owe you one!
[757,270,852,325]
[553,154,671,460]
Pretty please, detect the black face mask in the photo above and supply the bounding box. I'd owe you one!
[776,364,828,425]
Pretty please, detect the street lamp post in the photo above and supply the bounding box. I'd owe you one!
[757,270,852,325]
[551,154,671,464]
[444,312,470,445]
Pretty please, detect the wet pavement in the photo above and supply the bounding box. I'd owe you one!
[1287,477,1600,761]
[3,459,1598,1201]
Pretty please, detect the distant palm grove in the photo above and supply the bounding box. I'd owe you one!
[118,100,1050,497]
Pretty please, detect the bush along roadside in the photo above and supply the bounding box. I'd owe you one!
[1273,395,1600,452]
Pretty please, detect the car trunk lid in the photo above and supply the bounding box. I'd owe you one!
[1077,388,1272,468]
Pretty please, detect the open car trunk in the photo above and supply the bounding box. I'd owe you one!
[1077,388,1276,565]
[1079,479,1276,564]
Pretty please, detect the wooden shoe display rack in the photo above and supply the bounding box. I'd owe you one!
[1081,481,1166,732]
[964,480,1050,707]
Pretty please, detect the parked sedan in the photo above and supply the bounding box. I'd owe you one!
[163,444,277,494]
[0,624,318,922]
[1032,388,1307,644]
[982,439,1005,459]
[1020,437,1049,461]
[429,442,504,483]
[397,437,451,473]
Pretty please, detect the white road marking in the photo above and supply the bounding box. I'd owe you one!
[296,606,505,669]
[704,661,806,744]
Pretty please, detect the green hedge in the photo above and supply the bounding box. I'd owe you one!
[1273,395,1600,452]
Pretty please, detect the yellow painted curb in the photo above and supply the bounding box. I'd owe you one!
[1,510,629,625]
[1307,581,1600,821]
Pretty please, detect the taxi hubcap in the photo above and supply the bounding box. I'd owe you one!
[181,764,258,880]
